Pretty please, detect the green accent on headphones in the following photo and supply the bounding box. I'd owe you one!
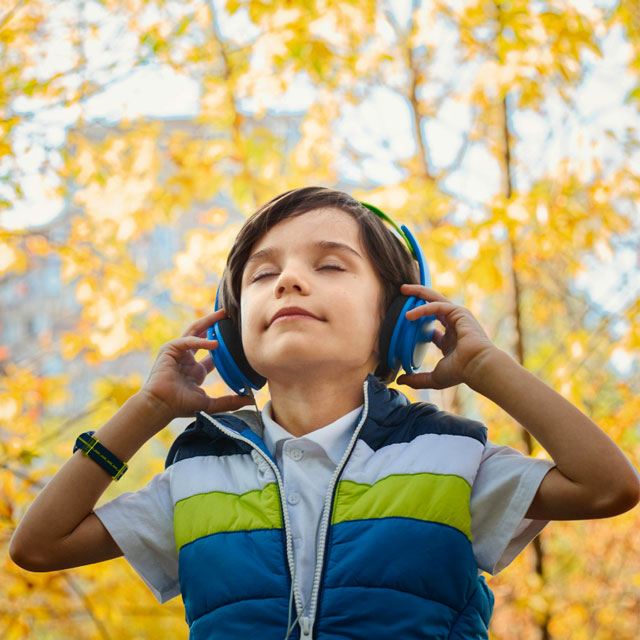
[359,201,416,259]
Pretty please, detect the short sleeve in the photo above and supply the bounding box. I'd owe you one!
[94,468,180,603]
[470,440,556,575]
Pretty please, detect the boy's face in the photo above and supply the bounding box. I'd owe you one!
[239,208,384,383]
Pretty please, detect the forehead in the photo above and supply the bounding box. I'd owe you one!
[251,207,360,252]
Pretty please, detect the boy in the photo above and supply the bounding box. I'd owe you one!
[10,187,640,639]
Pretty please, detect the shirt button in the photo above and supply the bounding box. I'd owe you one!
[287,492,301,505]
[289,447,304,461]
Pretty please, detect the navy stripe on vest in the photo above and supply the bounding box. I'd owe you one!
[359,375,487,450]
[358,404,487,451]
[165,413,253,469]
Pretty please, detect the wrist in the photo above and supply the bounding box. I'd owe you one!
[86,391,173,468]
[131,390,175,432]
[463,346,513,394]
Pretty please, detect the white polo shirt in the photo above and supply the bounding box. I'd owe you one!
[260,401,363,612]
[95,404,555,606]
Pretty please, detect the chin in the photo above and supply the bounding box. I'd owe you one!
[252,354,325,377]
[255,357,372,382]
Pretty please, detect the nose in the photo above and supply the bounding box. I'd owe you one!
[275,262,311,297]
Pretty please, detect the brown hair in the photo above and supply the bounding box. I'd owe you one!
[220,186,420,330]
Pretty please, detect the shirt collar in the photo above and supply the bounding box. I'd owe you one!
[261,400,364,467]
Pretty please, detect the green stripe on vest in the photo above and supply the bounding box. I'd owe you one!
[174,483,283,551]
[332,473,472,540]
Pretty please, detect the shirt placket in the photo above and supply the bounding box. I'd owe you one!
[281,440,304,555]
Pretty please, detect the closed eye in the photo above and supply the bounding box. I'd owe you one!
[251,271,277,282]
[319,265,345,272]
[250,265,345,282]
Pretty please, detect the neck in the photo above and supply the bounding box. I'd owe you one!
[266,370,370,438]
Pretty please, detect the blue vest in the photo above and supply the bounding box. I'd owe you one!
[165,374,494,639]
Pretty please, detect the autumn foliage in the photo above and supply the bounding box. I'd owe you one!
[1,1,639,638]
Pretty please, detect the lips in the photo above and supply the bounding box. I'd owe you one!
[269,306,321,326]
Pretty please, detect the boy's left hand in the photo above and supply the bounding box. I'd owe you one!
[396,284,498,390]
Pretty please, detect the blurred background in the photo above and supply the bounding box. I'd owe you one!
[1,0,639,638]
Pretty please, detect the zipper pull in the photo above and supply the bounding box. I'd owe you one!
[300,616,312,640]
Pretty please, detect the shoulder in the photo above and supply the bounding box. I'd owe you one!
[360,395,488,451]
[164,409,257,470]
[363,375,487,447]
[475,440,555,487]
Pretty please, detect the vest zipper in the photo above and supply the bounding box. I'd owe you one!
[200,379,371,639]
[197,413,304,619]
[301,378,371,638]
[299,615,312,639]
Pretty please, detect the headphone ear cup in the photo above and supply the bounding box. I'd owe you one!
[375,294,411,382]
[394,297,435,373]
[375,294,436,383]
[209,318,266,395]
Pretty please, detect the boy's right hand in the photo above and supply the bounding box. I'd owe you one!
[139,309,255,421]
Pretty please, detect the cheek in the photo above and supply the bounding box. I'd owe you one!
[239,294,253,339]
[369,281,386,330]
[347,288,384,341]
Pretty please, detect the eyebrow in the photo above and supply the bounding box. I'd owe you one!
[246,240,363,267]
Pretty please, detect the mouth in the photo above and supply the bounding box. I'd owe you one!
[269,307,322,326]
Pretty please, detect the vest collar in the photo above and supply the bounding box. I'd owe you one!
[165,374,413,469]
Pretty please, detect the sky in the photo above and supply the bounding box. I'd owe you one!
[2,0,638,372]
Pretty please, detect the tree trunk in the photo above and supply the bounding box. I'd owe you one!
[501,93,551,640]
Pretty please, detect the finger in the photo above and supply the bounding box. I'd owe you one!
[206,393,256,413]
[400,284,453,304]
[181,308,228,338]
[430,328,445,350]
[405,300,458,322]
[396,371,437,389]
[197,353,216,374]
[172,336,219,353]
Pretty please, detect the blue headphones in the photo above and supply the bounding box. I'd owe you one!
[207,202,435,395]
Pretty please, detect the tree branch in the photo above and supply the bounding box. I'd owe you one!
[62,573,113,640]
[0,0,26,32]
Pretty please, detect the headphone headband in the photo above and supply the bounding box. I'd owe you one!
[359,201,414,257]
[359,200,431,289]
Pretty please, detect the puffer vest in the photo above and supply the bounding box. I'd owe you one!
[165,374,494,639]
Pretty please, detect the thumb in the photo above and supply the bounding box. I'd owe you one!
[204,393,256,414]
[396,371,436,389]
